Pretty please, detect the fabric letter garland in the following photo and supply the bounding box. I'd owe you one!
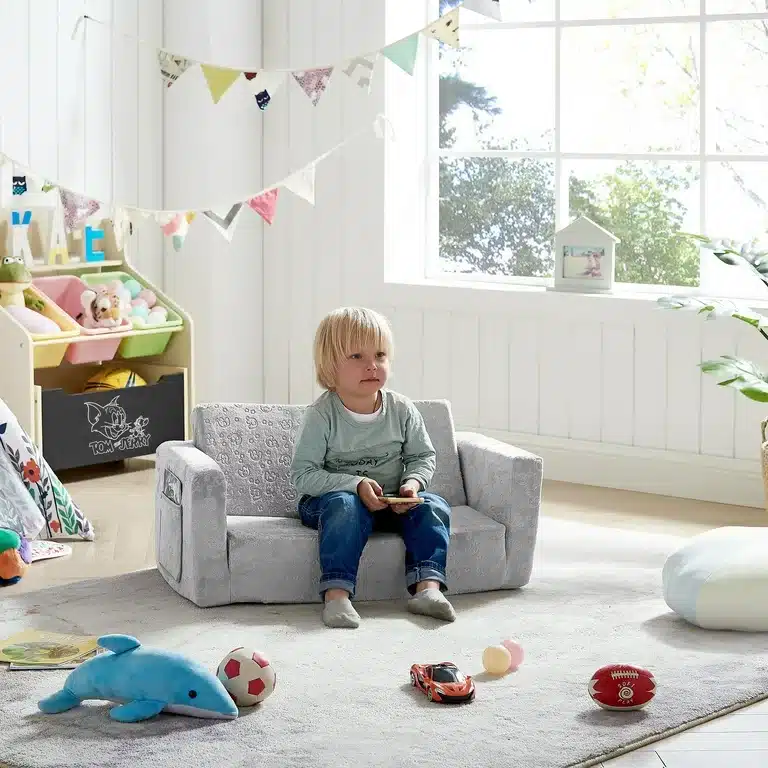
[293,67,334,106]
[247,189,279,225]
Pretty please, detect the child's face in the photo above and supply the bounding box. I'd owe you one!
[335,344,390,398]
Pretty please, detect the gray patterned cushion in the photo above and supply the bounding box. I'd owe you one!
[191,399,466,518]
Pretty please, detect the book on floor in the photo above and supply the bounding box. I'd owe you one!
[0,630,98,666]
[8,647,104,671]
[28,541,72,562]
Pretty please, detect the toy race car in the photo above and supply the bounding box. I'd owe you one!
[410,662,475,704]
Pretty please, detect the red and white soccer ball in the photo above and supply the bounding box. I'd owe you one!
[588,664,656,711]
[216,647,277,707]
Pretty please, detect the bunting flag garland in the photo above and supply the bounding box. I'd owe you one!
[77,2,491,114]
[247,189,279,225]
[424,8,461,48]
[243,70,285,111]
[382,34,420,76]
[201,64,241,103]
[282,167,316,206]
[158,50,193,88]
[463,0,504,21]
[293,67,334,106]
[343,55,376,92]
[60,189,100,232]
[0,115,390,253]
[202,203,244,241]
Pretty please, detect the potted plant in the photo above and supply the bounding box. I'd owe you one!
[658,234,768,506]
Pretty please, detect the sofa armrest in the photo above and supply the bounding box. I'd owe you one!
[155,441,231,607]
[456,432,543,587]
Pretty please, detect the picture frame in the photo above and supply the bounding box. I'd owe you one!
[551,215,620,293]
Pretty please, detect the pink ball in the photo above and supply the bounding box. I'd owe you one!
[131,298,149,311]
[138,289,157,308]
[501,639,524,672]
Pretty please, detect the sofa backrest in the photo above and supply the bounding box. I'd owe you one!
[191,399,467,518]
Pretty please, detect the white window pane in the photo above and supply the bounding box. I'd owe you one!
[707,21,768,154]
[706,0,768,12]
[567,160,701,286]
[561,0,698,20]
[439,158,555,277]
[462,0,555,22]
[561,24,700,153]
[705,162,768,239]
[439,29,555,151]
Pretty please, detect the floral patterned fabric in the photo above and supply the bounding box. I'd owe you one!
[0,399,94,540]
[0,448,45,538]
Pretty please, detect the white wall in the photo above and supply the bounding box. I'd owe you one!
[163,0,264,405]
[0,0,163,282]
[259,0,768,508]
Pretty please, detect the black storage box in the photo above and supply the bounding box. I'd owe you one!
[41,372,185,471]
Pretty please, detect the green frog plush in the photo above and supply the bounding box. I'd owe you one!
[0,256,32,309]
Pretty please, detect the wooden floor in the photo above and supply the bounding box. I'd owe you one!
[7,462,768,767]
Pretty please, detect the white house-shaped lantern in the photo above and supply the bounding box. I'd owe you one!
[553,215,620,293]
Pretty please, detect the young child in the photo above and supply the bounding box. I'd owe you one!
[291,306,455,629]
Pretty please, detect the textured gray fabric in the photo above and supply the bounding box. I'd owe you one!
[226,506,507,604]
[456,431,543,588]
[2,519,767,768]
[192,403,305,518]
[160,401,539,607]
[154,441,230,607]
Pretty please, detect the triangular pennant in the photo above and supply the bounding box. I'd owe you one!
[59,189,100,232]
[292,67,333,106]
[342,55,376,92]
[111,207,132,251]
[423,8,461,48]
[463,0,503,21]
[202,203,243,242]
[243,70,285,111]
[158,50,193,88]
[246,188,279,225]
[201,64,241,104]
[282,166,316,205]
[382,34,420,76]
[158,211,195,251]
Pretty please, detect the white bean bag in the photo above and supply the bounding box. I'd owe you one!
[662,526,768,632]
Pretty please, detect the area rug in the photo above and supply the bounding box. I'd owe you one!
[1,517,766,768]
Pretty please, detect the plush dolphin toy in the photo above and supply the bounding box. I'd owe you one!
[38,634,238,722]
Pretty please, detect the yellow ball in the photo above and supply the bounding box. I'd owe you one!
[482,645,512,676]
[83,368,147,393]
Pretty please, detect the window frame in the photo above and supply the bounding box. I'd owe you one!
[427,0,768,299]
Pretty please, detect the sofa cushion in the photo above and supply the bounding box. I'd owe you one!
[226,505,506,603]
[193,399,466,518]
[663,526,768,632]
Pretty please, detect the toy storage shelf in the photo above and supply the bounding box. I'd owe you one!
[0,251,194,473]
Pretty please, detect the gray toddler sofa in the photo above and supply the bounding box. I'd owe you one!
[155,400,543,607]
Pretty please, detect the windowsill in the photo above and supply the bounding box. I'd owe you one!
[383,272,768,311]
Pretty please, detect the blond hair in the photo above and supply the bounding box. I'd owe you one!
[314,307,394,391]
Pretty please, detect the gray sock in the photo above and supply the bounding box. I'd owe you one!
[322,597,361,629]
[408,588,456,622]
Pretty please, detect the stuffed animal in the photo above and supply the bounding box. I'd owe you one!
[78,283,130,329]
[39,634,239,722]
[0,528,28,586]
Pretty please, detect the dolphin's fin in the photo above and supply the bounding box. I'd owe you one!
[110,699,166,722]
[97,634,141,655]
[38,688,82,714]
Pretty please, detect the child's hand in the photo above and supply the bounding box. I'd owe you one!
[357,478,389,512]
[390,480,422,514]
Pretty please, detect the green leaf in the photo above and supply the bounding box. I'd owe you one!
[52,477,77,535]
[699,356,768,402]
[659,295,768,332]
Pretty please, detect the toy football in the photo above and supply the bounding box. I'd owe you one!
[83,368,147,393]
[410,662,475,704]
[216,647,276,707]
[588,664,656,711]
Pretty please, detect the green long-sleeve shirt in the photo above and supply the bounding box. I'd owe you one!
[290,389,436,498]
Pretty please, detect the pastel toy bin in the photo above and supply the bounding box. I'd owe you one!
[80,272,183,359]
[15,285,80,368]
[33,275,131,365]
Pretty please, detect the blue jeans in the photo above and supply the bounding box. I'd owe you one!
[298,491,451,599]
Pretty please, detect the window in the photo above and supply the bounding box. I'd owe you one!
[433,0,768,294]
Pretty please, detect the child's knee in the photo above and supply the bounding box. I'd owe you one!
[321,491,369,524]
